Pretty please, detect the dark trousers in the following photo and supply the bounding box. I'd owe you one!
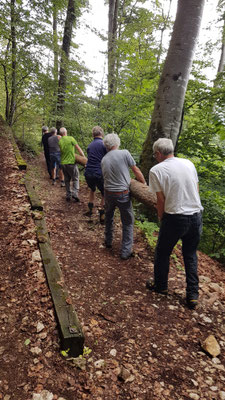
[154,212,202,300]
[44,151,52,178]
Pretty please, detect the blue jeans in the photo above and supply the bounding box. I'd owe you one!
[105,192,134,258]
[154,212,202,300]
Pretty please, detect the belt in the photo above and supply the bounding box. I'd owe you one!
[105,189,129,195]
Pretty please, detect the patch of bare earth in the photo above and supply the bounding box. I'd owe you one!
[0,132,224,400]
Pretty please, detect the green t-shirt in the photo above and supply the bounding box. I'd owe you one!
[59,136,77,164]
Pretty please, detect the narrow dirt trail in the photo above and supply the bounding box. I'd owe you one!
[25,151,225,400]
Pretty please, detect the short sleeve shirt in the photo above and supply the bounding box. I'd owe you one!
[101,149,136,191]
[149,157,203,215]
[85,137,107,177]
[59,136,77,165]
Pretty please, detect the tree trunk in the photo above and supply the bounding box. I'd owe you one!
[8,0,17,126]
[140,0,205,179]
[52,2,59,122]
[108,0,119,95]
[217,14,225,74]
[56,0,76,130]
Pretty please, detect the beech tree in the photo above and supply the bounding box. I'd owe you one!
[140,0,205,178]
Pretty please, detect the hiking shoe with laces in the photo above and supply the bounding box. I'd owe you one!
[146,280,168,295]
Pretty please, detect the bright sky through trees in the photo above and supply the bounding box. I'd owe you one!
[75,0,222,97]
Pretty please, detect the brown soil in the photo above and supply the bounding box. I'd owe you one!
[0,132,224,400]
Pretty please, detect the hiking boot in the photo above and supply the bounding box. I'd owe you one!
[146,280,168,295]
[61,180,65,187]
[120,252,135,260]
[186,298,198,309]
[84,202,93,216]
[99,209,105,224]
[52,179,56,185]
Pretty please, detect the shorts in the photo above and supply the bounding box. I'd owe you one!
[85,174,104,195]
[50,152,62,169]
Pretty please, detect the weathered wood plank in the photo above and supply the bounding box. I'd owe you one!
[24,176,43,211]
[39,241,84,356]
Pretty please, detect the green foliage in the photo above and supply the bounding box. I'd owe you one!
[135,220,159,250]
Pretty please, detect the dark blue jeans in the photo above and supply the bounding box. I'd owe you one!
[154,212,202,300]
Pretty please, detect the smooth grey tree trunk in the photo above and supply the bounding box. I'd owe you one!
[108,0,119,95]
[140,0,205,179]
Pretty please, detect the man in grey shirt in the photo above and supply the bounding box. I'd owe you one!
[101,133,146,260]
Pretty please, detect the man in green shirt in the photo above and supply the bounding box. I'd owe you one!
[59,127,85,202]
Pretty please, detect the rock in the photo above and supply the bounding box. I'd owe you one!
[32,250,42,262]
[72,357,86,370]
[32,391,53,400]
[30,347,42,355]
[118,366,134,383]
[110,349,117,357]
[201,335,220,357]
[208,282,224,294]
[219,391,225,400]
[37,322,45,333]
[189,393,199,400]
[94,359,105,369]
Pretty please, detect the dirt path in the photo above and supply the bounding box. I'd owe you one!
[0,132,225,400]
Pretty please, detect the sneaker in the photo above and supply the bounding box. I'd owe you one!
[52,179,56,185]
[61,180,65,187]
[72,195,80,202]
[120,252,135,260]
[186,298,198,309]
[146,280,168,295]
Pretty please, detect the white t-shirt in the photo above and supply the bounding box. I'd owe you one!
[149,157,203,215]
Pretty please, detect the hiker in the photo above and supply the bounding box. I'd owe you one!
[41,126,52,179]
[58,127,85,202]
[146,138,203,309]
[101,133,146,260]
[48,127,65,186]
[84,126,107,223]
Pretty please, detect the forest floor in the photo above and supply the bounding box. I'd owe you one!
[0,130,225,400]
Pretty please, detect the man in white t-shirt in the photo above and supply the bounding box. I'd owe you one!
[147,138,203,309]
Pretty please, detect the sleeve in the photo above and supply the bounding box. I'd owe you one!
[126,150,136,167]
[149,170,162,193]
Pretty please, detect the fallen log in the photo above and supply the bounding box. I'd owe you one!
[130,179,157,217]
[75,154,87,166]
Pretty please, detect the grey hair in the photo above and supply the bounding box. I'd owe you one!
[42,126,48,133]
[59,127,67,136]
[153,138,174,155]
[103,133,120,151]
[50,127,57,135]
[92,126,104,138]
